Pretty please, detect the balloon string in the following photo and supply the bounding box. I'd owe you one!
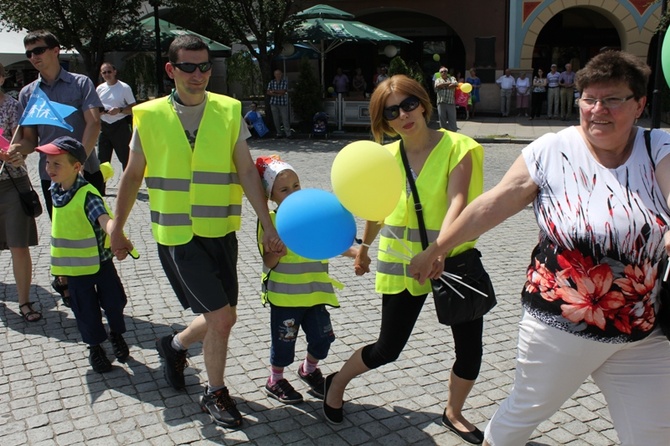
[356,239,413,262]
[441,271,488,297]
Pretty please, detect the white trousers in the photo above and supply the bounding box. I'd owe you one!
[485,312,670,446]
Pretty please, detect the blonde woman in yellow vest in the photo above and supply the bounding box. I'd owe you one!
[322,75,487,444]
[255,155,356,405]
[109,36,282,428]
[36,136,134,375]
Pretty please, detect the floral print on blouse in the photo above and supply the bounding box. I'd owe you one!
[0,94,26,180]
[521,126,670,343]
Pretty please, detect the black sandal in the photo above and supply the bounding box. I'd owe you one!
[19,302,42,322]
[51,277,71,307]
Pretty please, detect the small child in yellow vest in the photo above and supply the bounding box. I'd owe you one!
[36,136,136,374]
[255,155,356,404]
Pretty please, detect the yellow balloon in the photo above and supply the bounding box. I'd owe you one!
[460,82,473,94]
[331,141,403,221]
[100,162,114,182]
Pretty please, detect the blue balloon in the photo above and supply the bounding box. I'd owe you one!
[275,189,356,260]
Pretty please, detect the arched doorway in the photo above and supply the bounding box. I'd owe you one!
[532,8,621,72]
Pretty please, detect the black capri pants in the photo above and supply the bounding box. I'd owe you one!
[361,290,484,381]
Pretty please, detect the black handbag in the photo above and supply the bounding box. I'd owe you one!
[6,166,43,218]
[399,142,496,326]
[644,130,670,340]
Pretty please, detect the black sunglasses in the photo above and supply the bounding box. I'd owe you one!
[383,96,421,121]
[25,46,53,59]
[171,62,212,73]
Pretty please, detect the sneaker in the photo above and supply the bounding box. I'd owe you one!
[200,386,243,428]
[265,378,303,404]
[298,365,325,399]
[109,332,129,363]
[155,334,187,390]
[89,345,112,373]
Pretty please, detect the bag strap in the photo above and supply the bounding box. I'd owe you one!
[399,141,430,250]
[644,129,655,169]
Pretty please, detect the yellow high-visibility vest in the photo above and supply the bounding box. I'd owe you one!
[134,93,242,245]
[376,130,484,296]
[258,213,341,307]
[51,183,107,276]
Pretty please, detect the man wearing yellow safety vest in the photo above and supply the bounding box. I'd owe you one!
[109,35,282,428]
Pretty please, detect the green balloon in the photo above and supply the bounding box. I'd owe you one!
[433,53,440,62]
[663,30,670,88]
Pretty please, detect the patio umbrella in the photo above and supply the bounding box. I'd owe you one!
[288,4,411,87]
[110,17,231,57]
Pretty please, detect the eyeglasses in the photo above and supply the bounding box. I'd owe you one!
[25,46,53,59]
[383,96,421,121]
[171,62,212,73]
[101,70,113,74]
[578,94,635,110]
[439,70,448,74]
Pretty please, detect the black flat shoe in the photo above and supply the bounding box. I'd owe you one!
[322,373,343,424]
[441,411,484,444]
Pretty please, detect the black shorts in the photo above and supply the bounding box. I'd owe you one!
[157,233,239,314]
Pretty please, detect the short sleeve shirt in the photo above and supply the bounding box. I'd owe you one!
[18,69,103,180]
[97,80,136,124]
[521,126,670,343]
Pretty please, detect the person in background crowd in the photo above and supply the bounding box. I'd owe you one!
[559,62,576,120]
[97,63,136,171]
[465,68,481,118]
[530,68,547,120]
[496,69,515,117]
[332,67,349,96]
[267,69,291,139]
[515,72,531,117]
[546,63,561,119]
[352,68,367,94]
[434,67,458,132]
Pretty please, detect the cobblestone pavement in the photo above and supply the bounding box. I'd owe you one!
[1,130,624,445]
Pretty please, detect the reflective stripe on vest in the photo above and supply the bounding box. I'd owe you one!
[258,213,340,308]
[51,184,105,276]
[135,94,242,246]
[375,131,484,296]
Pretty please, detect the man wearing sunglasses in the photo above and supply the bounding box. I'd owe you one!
[96,63,136,171]
[12,30,105,214]
[109,35,282,429]
[434,67,458,132]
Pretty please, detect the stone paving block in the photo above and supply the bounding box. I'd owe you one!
[0,139,629,445]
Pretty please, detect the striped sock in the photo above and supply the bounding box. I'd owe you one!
[269,366,284,385]
[302,357,318,375]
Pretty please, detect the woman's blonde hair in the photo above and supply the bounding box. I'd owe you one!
[369,75,432,143]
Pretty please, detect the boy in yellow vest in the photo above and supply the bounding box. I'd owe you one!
[36,136,134,373]
[255,155,356,404]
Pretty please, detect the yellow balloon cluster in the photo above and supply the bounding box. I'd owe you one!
[331,141,403,222]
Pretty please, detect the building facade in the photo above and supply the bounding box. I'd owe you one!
[309,0,663,113]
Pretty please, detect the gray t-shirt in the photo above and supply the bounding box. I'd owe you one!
[130,92,250,154]
[19,69,103,181]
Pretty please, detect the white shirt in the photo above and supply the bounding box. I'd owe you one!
[496,74,515,90]
[96,80,136,124]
